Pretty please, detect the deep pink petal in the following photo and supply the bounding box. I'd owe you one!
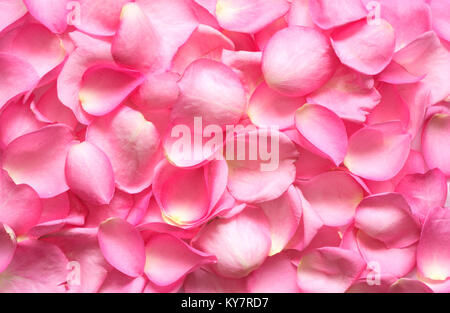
[417,207,450,281]
[295,104,348,166]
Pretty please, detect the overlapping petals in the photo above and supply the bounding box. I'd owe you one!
[0,0,448,294]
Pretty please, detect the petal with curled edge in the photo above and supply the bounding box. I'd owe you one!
[86,106,161,194]
[417,207,450,281]
[422,114,450,176]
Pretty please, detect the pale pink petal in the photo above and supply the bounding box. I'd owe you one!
[355,193,420,248]
[288,0,316,28]
[297,247,366,293]
[248,253,300,293]
[38,192,70,224]
[0,0,27,32]
[331,19,395,75]
[309,0,367,30]
[422,113,450,176]
[65,142,115,206]
[86,106,161,194]
[74,0,131,36]
[430,0,450,42]
[307,65,381,122]
[2,125,74,198]
[136,0,199,71]
[192,207,271,278]
[79,65,144,116]
[172,24,235,75]
[366,84,410,129]
[254,17,288,51]
[248,83,304,130]
[417,207,450,281]
[0,240,67,292]
[0,53,39,110]
[171,59,246,129]
[356,230,417,278]
[299,171,363,227]
[259,185,302,255]
[389,278,433,293]
[396,82,430,139]
[145,233,216,286]
[126,188,152,226]
[85,190,133,228]
[391,149,427,186]
[0,98,46,148]
[344,122,411,181]
[111,3,160,72]
[0,23,66,77]
[295,104,348,166]
[99,270,146,293]
[98,218,145,277]
[395,169,447,222]
[42,228,111,292]
[57,35,113,124]
[221,49,263,96]
[226,128,299,203]
[23,0,69,33]
[292,145,334,181]
[184,268,248,293]
[378,61,426,84]
[0,223,16,273]
[286,188,325,251]
[393,31,450,104]
[215,0,290,33]
[262,26,339,97]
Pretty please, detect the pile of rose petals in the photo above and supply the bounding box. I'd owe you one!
[0,0,449,293]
